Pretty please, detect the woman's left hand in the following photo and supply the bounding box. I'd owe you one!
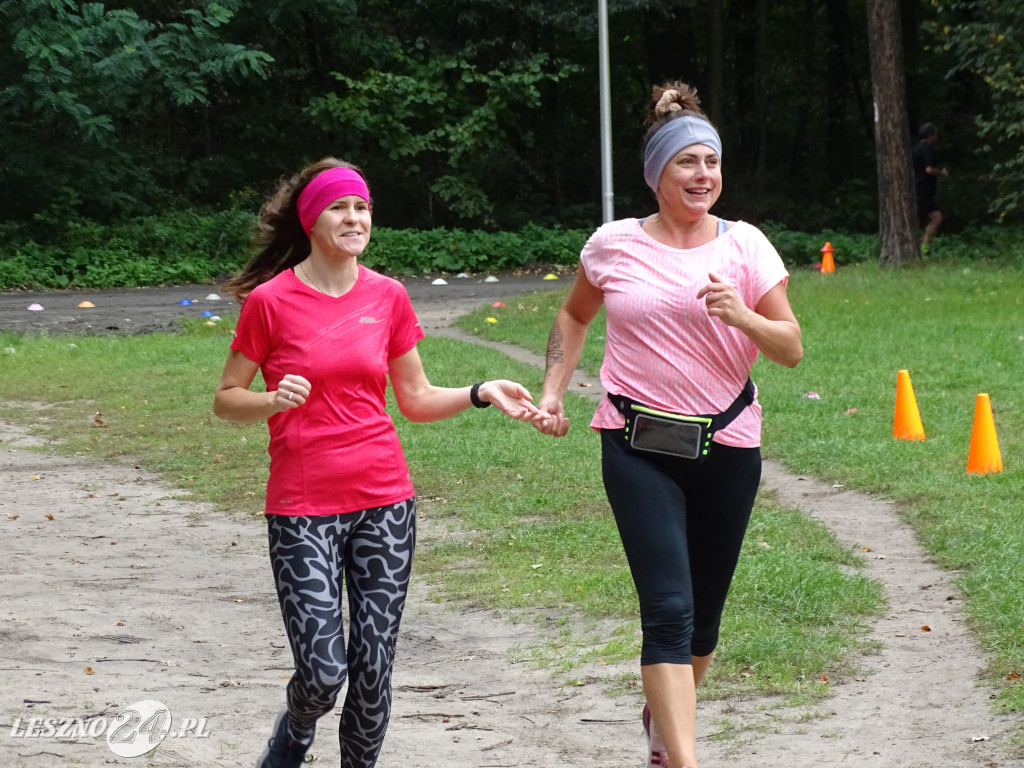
[477,380,549,424]
[696,271,753,328]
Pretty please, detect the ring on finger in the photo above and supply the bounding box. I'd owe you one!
[287,391,294,401]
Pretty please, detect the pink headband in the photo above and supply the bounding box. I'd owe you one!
[296,167,371,236]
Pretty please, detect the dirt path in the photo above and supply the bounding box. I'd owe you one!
[0,280,1019,767]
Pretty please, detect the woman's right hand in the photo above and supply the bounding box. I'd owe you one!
[534,394,570,437]
[275,375,312,410]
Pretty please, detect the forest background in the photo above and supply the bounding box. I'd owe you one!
[2,0,1023,287]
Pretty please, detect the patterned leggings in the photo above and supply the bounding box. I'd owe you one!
[266,499,416,768]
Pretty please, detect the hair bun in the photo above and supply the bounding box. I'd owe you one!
[656,90,683,117]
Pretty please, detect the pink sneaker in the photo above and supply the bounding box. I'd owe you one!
[641,703,670,768]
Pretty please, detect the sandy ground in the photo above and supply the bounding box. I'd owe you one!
[0,276,1020,767]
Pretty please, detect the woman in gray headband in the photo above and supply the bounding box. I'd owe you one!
[533,81,802,768]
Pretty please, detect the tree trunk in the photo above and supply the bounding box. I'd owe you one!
[866,0,919,265]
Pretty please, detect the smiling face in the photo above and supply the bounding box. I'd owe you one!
[657,143,722,221]
[310,195,372,259]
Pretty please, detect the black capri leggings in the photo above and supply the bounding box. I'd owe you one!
[601,429,761,666]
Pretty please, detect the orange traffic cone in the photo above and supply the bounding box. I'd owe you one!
[820,242,835,273]
[966,393,1003,475]
[893,369,925,441]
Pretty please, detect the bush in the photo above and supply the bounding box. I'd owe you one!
[0,209,257,290]
[759,223,879,267]
[1,211,1020,290]
[363,223,589,275]
[0,212,590,289]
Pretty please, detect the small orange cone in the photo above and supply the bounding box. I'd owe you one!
[966,393,1002,475]
[820,242,835,273]
[893,369,925,441]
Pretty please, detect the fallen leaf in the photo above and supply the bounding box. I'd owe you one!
[971,735,989,742]
[1006,671,1021,681]
[921,625,931,632]
[92,412,106,428]
[820,673,829,684]
[84,667,94,675]
[45,514,54,520]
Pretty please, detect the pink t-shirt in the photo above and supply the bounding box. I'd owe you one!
[583,219,789,448]
[231,265,424,515]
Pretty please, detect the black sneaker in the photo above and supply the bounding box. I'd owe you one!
[255,709,313,768]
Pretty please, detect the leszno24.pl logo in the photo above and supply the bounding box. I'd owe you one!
[9,700,210,758]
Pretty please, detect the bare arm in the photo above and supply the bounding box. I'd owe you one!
[696,272,803,368]
[388,345,543,423]
[213,349,311,424]
[535,264,605,436]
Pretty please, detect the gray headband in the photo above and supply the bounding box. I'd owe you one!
[643,116,723,192]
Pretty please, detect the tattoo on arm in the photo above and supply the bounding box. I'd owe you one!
[545,322,564,369]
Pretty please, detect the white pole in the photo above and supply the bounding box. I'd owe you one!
[598,0,614,223]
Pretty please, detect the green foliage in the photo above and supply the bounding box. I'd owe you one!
[1,1,1023,233]
[757,225,879,267]
[364,224,589,275]
[306,45,579,226]
[5,216,1022,290]
[930,0,1024,219]
[0,0,273,220]
[0,214,588,289]
[0,209,256,289]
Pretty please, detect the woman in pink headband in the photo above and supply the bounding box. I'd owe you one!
[215,157,545,768]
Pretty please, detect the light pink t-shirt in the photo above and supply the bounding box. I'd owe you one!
[583,219,789,448]
[231,265,424,515]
